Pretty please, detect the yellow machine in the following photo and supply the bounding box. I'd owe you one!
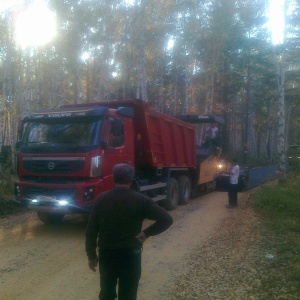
[176,114,224,191]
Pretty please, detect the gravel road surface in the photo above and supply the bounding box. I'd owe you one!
[0,186,297,299]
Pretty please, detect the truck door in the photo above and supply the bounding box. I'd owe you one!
[101,117,134,189]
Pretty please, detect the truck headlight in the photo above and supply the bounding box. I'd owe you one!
[15,184,21,198]
[84,187,95,201]
[217,163,225,171]
[58,200,68,206]
[90,156,102,177]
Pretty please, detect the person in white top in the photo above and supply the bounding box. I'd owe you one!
[211,124,218,138]
[227,158,240,208]
[204,124,219,148]
[211,124,219,146]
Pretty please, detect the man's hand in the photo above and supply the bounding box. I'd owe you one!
[88,259,99,272]
[135,232,147,243]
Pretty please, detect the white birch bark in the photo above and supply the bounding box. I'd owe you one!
[276,52,286,178]
[184,70,189,114]
[135,0,147,101]
[22,51,32,119]
[34,52,41,109]
[231,111,236,154]
[208,44,216,114]
[136,38,147,101]
[274,0,287,180]
[1,27,14,147]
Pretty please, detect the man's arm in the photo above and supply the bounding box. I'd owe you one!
[141,200,173,238]
[88,258,99,272]
[85,204,100,269]
[135,231,148,243]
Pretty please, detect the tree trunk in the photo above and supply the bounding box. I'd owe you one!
[276,52,286,179]
[23,50,32,118]
[136,38,147,101]
[136,0,148,101]
[184,71,189,114]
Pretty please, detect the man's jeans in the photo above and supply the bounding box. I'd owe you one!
[98,248,142,300]
[228,183,238,206]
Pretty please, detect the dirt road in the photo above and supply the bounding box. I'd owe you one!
[0,191,231,300]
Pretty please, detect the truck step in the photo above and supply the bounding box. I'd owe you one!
[152,195,167,202]
[139,182,166,192]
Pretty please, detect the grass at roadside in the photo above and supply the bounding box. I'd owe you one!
[251,174,300,291]
[0,196,21,216]
[0,165,23,216]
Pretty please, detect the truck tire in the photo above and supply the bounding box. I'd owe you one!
[210,180,217,191]
[164,178,179,210]
[178,175,191,205]
[37,211,65,224]
[205,180,216,192]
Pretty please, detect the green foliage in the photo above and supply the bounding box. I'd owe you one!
[0,164,20,216]
[251,175,300,287]
[252,176,300,227]
[0,1,300,165]
[226,148,277,167]
[0,163,13,193]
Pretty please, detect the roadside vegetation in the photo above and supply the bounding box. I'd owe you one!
[251,173,300,292]
[0,164,22,216]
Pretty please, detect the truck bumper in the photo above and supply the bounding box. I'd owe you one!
[14,178,104,214]
[27,202,92,214]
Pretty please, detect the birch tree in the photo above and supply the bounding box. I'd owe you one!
[273,0,287,179]
[275,48,286,178]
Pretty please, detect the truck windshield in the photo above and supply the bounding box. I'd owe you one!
[22,118,102,148]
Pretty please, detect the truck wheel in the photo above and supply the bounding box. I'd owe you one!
[211,180,217,191]
[164,178,179,210]
[205,180,216,192]
[37,211,65,224]
[178,175,191,205]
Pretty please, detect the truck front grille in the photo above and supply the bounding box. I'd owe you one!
[23,159,85,174]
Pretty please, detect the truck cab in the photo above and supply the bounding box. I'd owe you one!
[15,105,135,223]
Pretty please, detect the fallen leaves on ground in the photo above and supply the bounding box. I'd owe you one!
[156,195,299,300]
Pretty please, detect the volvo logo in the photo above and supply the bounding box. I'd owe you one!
[48,162,55,170]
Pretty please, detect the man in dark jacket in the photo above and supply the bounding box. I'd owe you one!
[85,163,173,300]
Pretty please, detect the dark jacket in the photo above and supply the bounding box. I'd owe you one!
[85,187,173,260]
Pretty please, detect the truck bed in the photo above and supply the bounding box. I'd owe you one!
[68,99,197,169]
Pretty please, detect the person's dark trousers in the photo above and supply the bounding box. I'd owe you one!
[228,183,238,207]
[98,248,142,300]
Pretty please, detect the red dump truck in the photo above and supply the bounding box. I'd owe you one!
[14,99,222,223]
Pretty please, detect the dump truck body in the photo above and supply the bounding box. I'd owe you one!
[14,99,220,223]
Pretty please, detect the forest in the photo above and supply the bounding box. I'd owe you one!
[0,0,299,170]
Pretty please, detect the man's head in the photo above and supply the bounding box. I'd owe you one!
[113,163,134,185]
[232,158,238,164]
